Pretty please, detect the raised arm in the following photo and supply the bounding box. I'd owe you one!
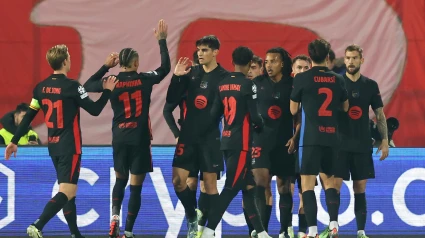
[148,19,171,84]
[166,57,192,104]
[75,76,118,116]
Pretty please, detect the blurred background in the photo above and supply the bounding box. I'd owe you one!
[0,0,424,237]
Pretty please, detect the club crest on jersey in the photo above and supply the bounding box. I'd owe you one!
[352,90,360,98]
[200,81,208,89]
[78,86,88,99]
[272,92,280,99]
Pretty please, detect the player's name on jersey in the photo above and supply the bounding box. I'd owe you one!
[42,87,61,94]
[115,79,142,88]
[219,84,241,92]
[314,76,335,83]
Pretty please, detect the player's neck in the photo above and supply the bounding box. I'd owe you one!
[270,73,283,83]
[345,72,361,82]
[233,66,247,76]
[53,70,67,76]
[121,67,137,72]
[312,62,327,68]
[203,61,218,73]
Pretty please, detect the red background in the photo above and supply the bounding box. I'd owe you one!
[0,0,422,146]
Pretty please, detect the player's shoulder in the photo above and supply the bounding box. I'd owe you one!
[360,74,378,85]
[138,70,159,78]
[217,65,230,79]
[252,74,267,84]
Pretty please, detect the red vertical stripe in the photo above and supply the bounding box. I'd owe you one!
[183,100,187,120]
[70,154,79,182]
[242,113,250,151]
[232,151,247,188]
[73,112,81,154]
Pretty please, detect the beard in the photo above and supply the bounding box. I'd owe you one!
[346,65,361,75]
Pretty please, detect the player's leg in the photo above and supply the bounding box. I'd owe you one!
[187,170,199,209]
[109,144,130,238]
[273,151,296,238]
[288,181,295,238]
[351,152,375,238]
[265,177,273,232]
[28,155,81,238]
[172,143,199,236]
[242,199,255,237]
[251,146,272,234]
[198,173,208,234]
[297,179,307,238]
[317,149,339,238]
[300,146,322,238]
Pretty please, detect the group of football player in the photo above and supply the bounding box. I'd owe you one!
[4,19,389,238]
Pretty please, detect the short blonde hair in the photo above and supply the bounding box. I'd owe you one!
[46,44,69,70]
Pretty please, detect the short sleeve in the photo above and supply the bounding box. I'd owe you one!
[290,74,303,102]
[370,80,384,110]
[242,79,257,100]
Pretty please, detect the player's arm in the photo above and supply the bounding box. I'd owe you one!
[163,100,181,138]
[210,89,224,124]
[338,75,349,112]
[290,74,303,115]
[74,76,118,116]
[371,81,388,160]
[293,111,302,140]
[246,81,264,131]
[166,58,192,104]
[84,53,119,92]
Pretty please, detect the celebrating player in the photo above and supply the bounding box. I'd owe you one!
[247,55,264,80]
[288,54,312,238]
[290,39,349,238]
[4,44,118,238]
[83,19,170,238]
[166,35,229,237]
[250,47,299,238]
[319,44,389,238]
[201,46,271,238]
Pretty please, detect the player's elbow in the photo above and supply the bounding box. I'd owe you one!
[290,101,299,115]
[343,100,349,112]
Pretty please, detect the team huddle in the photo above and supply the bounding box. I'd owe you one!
[3,19,389,238]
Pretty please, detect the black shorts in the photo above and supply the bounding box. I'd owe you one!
[251,146,296,177]
[188,170,222,181]
[113,142,153,177]
[223,150,255,190]
[172,139,223,173]
[300,145,336,176]
[334,150,375,181]
[291,173,319,192]
[51,154,81,184]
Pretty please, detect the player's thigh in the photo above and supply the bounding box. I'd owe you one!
[333,150,351,180]
[172,142,197,172]
[270,147,296,178]
[113,143,130,178]
[223,150,250,190]
[128,143,153,175]
[188,169,199,179]
[199,139,223,173]
[55,154,81,184]
[300,146,322,176]
[251,146,272,171]
[319,146,338,176]
[350,151,375,181]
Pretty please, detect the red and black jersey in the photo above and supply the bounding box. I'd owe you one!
[291,66,348,147]
[210,72,263,151]
[252,75,294,150]
[24,74,111,156]
[338,74,383,152]
[166,64,229,144]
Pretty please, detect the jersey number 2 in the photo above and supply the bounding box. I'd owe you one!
[223,96,237,125]
[318,87,333,116]
[42,99,63,128]
[119,91,142,118]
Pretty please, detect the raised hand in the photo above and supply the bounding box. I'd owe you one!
[174,57,192,76]
[105,52,119,68]
[154,19,168,40]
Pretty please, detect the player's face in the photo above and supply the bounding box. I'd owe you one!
[247,62,263,80]
[292,59,311,75]
[197,45,217,65]
[264,53,283,78]
[345,50,363,75]
[14,111,26,126]
[64,53,71,72]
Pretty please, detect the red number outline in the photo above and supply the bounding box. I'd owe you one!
[223,96,237,125]
[42,99,63,128]
[318,87,333,117]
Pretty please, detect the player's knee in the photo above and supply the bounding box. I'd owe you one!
[172,175,185,191]
[334,177,344,193]
[353,180,367,193]
[186,177,198,191]
[59,183,77,200]
[200,181,206,193]
[299,205,304,214]
[130,173,146,186]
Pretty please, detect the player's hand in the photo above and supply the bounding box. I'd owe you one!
[154,19,168,40]
[377,139,389,161]
[4,143,17,160]
[174,57,192,76]
[175,137,179,143]
[105,52,119,68]
[27,141,39,145]
[286,137,296,154]
[103,76,119,91]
